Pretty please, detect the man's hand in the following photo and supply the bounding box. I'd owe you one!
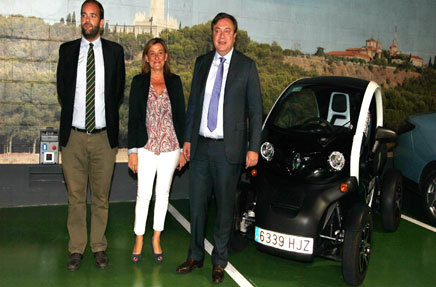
[177,151,187,170]
[245,151,258,169]
[183,142,191,161]
[128,153,138,173]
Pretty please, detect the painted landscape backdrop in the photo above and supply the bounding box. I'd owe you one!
[1,0,435,163]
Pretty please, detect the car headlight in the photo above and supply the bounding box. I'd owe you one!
[261,142,274,161]
[328,151,345,171]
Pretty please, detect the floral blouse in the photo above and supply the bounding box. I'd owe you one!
[144,84,179,155]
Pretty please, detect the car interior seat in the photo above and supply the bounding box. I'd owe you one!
[327,92,351,127]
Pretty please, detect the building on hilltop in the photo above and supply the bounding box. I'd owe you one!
[327,38,382,62]
[388,26,424,67]
[389,25,400,56]
[327,26,425,67]
[108,0,178,37]
[392,55,425,67]
[410,55,424,67]
[327,50,372,62]
[365,38,382,58]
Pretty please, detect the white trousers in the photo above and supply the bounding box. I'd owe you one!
[134,148,179,235]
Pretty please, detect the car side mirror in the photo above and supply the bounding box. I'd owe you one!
[375,127,397,143]
[370,127,397,156]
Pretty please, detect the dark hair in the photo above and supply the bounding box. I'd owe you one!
[211,12,238,33]
[141,38,171,75]
[81,0,104,19]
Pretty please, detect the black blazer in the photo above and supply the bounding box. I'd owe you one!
[128,73,185,150]
[57,38,126,148]
[184,50,263,164]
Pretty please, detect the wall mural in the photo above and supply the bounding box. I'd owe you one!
[0,0,435,163]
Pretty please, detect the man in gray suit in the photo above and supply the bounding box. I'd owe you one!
[176,12,263,283]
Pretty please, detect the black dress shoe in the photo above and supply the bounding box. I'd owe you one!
[176,258,203,274]
[94,251,109,269]
[67,253,83,271]
[212,264,225,283]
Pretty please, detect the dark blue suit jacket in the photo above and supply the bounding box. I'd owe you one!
[184,49,263,164]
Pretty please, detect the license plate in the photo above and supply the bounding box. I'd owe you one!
[255,226,314,254]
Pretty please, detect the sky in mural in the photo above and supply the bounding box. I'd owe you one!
[1,0,435,61]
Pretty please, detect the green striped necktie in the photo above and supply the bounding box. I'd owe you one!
[86,42,95,133]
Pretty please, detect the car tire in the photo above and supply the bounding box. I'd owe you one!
[228,188,248,253]
[342,206,373,286]
[381,169,403,232]
[422,169,436,227]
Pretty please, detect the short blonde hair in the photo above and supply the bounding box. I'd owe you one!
[141,38,171,75]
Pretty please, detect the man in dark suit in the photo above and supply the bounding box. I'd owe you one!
[176,12,262,283]
[57,0,125,271]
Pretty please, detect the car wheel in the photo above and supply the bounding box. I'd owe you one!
[422,170,436,226]
[342,207,373,286]
[381,169,403,232]
[228,188,248,253]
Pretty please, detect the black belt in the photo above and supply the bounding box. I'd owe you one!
[199,135,224,142]
[72,127,107,134]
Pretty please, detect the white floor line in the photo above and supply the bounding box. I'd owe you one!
[168,203,255,287]
[401,214,436,232]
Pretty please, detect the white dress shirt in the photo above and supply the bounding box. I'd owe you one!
[72,36,106,129]
[199,48,233,139]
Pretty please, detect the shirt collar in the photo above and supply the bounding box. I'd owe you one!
[214,48,233,64]
[81,36,102,49]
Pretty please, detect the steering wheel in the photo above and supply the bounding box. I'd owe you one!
[300,117,334,132]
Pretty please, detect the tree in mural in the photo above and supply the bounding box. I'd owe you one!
[383,67,436,130]
[0,82,59,153]
[0,106,22,153]
[315,47,325,56]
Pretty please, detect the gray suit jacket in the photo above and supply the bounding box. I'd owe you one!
[184,49,263,164]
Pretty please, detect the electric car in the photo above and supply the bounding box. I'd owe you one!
[230,76,402,286]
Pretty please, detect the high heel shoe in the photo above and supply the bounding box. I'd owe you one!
[132,236,143,264]
[153,251,164,263]
[131,253,142,263]
[151,238,164,263]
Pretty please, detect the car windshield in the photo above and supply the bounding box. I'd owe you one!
[269,84,363,134]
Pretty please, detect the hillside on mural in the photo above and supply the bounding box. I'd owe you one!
[1,15,435,158]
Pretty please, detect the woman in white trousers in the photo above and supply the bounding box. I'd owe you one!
[127,38,186,263]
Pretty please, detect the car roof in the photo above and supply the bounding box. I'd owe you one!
[293,76,370,90]
[408,112,436,127]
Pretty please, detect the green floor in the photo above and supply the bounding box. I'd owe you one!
[1,190,435,286]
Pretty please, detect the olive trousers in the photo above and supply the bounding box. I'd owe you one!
[61,129,117,254]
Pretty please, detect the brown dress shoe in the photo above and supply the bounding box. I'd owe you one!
[67,253,83,271]
[176,258,203,274]
[212,264,225,283]
[94,251,109,269]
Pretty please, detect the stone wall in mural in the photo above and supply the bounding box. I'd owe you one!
[1,2,435,163]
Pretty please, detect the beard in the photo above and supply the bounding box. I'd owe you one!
[81,24,100,40]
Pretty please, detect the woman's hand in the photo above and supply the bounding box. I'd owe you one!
[128,153,138,173]
[177,151,187,171]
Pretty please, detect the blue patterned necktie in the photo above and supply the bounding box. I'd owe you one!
[207,57,225,132]
[86,43,95,133]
